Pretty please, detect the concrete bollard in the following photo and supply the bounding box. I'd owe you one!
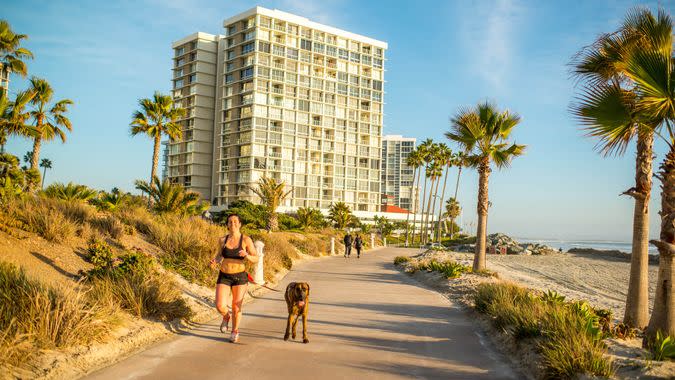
[384,237,387,247]
[370,233,375,249]
[330,237,335,255]
[253,240,265,284]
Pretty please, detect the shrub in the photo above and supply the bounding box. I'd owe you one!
[417,259,470,278]
[43,182,97,202]
[24,208,75,243]
[648,331,675,361]
[117,205,156,235]
[91,214,124,240]
[88,270,192,321]
[86,239,114,272]
[0,261,114,369]
[612,323,637,339]
[540,290,566,304]
[474,282,614,378]
[394,256,410,265]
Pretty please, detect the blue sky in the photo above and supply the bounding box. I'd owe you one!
[5,0,674,241]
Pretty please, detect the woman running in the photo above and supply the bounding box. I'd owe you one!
[210,214,258,343]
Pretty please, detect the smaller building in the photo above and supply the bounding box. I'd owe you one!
[381,135,417,212]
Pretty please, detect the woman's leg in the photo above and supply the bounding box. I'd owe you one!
[231,283,247,332]
[215,284,231,317]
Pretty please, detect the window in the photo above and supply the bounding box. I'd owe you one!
[227,25,237,35]
[373,80,383,91]
[258,41,270,53]
[300,39,312,51]
[338,49,348,60]
[287,48,298,60]
[241,67,253,79]
[244,31,255,41]
[313,42,325,54]
[337,72,348,83]
[242,42,255,54]
[272,45,285,56]
[175,47,184,56]
[326,46,337,57]
[188,74,196,83]
[374,58,383,68]
[176,57,185,66]
[174,79,184,88]
[350,52,360,63]
[227,50,235,60]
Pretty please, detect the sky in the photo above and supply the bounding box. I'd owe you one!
[4,0,675,241]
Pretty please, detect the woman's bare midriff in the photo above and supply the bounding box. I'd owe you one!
[220,258,246,274]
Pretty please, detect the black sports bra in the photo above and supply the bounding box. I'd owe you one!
[221,234,245,260]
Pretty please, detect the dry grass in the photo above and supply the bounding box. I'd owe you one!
[0,261,115,369]
[91,214,125,240]
[474,282,614,379]
[88,270,192,321]
[116,206,157,236]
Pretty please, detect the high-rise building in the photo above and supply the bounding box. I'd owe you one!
[0,65,9,90]
[381,135,417,212]
[168,7,387,212]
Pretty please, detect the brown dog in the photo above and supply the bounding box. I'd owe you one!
[284,282,310,343]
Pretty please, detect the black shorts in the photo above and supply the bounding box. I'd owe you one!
[217,271,248,287]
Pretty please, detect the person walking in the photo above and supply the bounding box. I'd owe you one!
[354,234,363,258]
[343,233,353,258]
[209,214,258,343]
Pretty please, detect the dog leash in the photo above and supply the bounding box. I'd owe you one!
[247,273,281,292]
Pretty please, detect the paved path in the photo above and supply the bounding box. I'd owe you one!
[85,247,518,380]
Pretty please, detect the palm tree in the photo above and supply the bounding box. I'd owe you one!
[434,144,454,243]
[130,92,185,183]
[575,7,674,339]
[444,198,461,237]
[328,202,352,229]
[91,190,128,212]
[27,77,73,172]
[296,207,324,230]
[405,148,423,246]
[0,20,33,89]
[0,88,35,153]
[39,158,51,189]
[571,6,671,329]
[449,151,468,239]
[249,177,293,231]
[422,146,442,244]
[134,176,208,216]
[415,139,433,245]
[446,101,526,271]
[43,182,97,202]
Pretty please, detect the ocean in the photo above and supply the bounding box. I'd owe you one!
[516,238,659,255]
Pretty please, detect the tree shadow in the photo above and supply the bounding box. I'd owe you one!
[30,251,79,279]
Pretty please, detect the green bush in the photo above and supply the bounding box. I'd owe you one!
[474,282,615,378]
[418,259,470,278]
[86,239,114,272]
[648,331,675,361]
[394,256,410,265]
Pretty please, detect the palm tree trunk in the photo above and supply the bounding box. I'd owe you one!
[474,161,491,272]
[435,165,450,243]
[31,136,41,170]
[422,177,435,245]
[429,176,441,243]
[41,167,47,189]
[451,166,463,238]
[151,134,161,182]
[624,133,653,329]
[419,167,429,244]
[269,212,278,232]
[410,168,422,246]
[645,149,675,340]
[405,166,417,247]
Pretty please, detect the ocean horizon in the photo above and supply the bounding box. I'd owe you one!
[515,238,659,255]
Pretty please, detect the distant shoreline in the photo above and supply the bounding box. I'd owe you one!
[514,237,658,255]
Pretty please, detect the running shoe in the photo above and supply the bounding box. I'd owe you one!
[230,330,240,343]
[220,313,230,333]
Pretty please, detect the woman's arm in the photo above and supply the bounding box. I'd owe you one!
[241,236,259,263]
[209,237,225,268]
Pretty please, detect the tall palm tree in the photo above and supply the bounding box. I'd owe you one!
[415,139,433,245]
[422,146,442,244]
[446,101,526,271]
[39,158,51,189]
[134,176,208,216]
[434,144,454,243]
[328,202,353,230]
[420,143,439,244]
[249,177,293,231]
[571,6,671,329]
[130,92,185,183]
[27,77,73,171]
[405,148,423,246]
[575,7,675,339]
[0,20,33,89]
[450,151,468,239]
[0,88,35,153]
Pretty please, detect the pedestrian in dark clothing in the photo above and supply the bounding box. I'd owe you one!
[354,235,363,258]
[343,234,353,258]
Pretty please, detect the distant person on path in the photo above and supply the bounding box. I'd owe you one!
[210,214,258,343]
[343,233,353,258]
[354,235,363,258]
